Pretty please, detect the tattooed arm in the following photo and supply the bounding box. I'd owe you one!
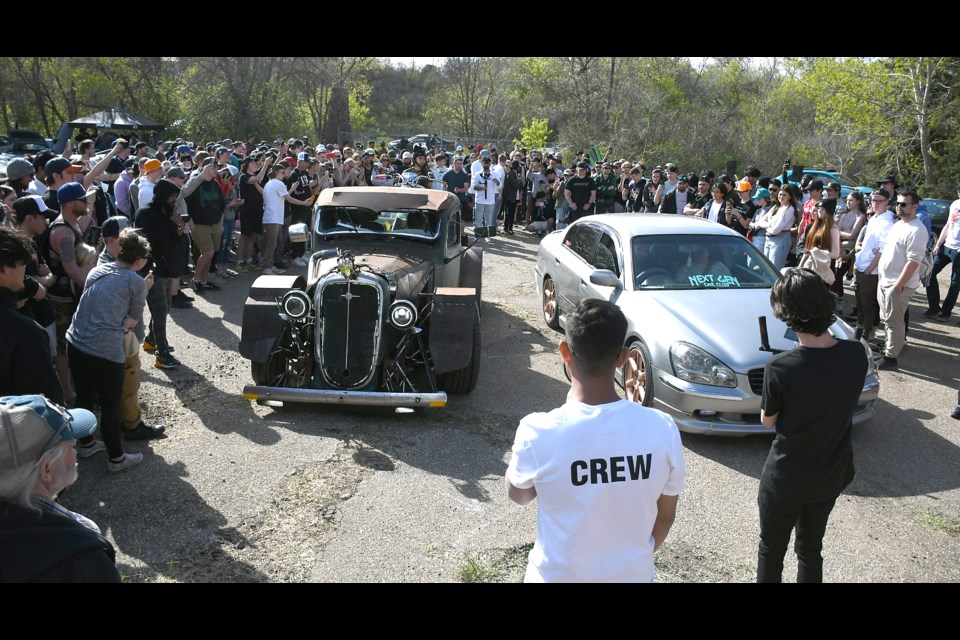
[54,228,89,288]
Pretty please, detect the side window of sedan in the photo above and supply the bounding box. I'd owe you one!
[591,232,620,277]
[567,224,601,263]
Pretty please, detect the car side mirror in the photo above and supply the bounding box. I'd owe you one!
[589,269,622,289]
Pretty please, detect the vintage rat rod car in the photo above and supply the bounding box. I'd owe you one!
[240,186,482,408]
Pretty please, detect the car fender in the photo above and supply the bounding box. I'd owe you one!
[458,243,483,307]
[429,287,478,374]
[239,274,307,363]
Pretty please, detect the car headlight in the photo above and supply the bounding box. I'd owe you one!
[388,300,417,330]
[670,342,738,388]
[281,290,311,320]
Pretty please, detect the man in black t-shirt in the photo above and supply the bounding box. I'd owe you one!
[443,156,472,220]
[288,153,317,267]
[564,162,596,224]
[758,269,868,583]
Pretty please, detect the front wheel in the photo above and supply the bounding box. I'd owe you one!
[621,340,654,407]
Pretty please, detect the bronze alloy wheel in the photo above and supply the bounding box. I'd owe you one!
[622,341,654,406]
[542,276,560,330]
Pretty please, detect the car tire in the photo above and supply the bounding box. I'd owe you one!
[251,357,283,386]
[542,276,561,330]
[621,340,654,407]
[437,303,481,394]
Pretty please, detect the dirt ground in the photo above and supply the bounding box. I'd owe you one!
[59,227,960,583]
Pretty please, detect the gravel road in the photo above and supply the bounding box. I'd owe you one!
[59,229,960,582]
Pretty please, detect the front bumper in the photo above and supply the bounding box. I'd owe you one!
[242,385,447,408]
[651,367,880,436]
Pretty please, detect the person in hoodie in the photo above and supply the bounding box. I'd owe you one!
[65,228,152,473]
[135,179,188,369]
[0,394,121,582]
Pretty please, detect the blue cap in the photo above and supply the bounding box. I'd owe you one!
[0,395,98,470]
[479,149,491,157]
[57,182,87,205]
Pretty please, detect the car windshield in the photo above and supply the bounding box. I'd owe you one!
[315,206,440,241]
[632,234,779,290]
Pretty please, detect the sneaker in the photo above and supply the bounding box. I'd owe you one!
[877,356,898,371]
[143,339,158,354]
[951,404,960,420]
[262,267,276,275]
[155,352,182,369]
[270,267,286,275]
[175,290,194,302]
[200,281,221,291]
[77,440,106,458]
[192,280,206,294]
[171,295,193,309]
[922,308,942,317]
[124,422,166,440]
[937,312,952,322]
[293,257,307,267]
[108,452,144,473]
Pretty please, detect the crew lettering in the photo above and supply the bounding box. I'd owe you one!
[570,454,652,485]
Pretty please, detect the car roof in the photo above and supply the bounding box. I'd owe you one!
[315,186,457,212]
[575,213,743,238]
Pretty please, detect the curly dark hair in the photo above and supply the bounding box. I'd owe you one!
[770,268,837,336]
[0,225,35,268]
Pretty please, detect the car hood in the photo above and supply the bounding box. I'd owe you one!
[630,288,853,373]
[314,250,434,301]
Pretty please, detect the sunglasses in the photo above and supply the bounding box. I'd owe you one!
[895,201,913,207]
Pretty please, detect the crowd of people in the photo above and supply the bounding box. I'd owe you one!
[1,128,959,582]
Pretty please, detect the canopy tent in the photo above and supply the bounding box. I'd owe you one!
[68,108,164,131]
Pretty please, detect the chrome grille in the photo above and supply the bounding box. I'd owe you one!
[318,280,381,388]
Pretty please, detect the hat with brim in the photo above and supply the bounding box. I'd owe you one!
[0,395,98,471]
[57,182,87,204]
[5,158,35,181]
[12,195,49,221]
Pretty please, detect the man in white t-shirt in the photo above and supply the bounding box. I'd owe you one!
[261,162,312,275]
[506,299,685,582]
[876,188,927,370]
[853,189,896,342]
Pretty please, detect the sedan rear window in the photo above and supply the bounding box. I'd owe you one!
[632,234,779,290]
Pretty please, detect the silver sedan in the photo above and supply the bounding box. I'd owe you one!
[535,214,880,435]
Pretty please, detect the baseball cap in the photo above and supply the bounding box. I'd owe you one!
[143,158,163,174]
[165,166,186,180]
[563,169,574,177]
[101,216,130,238]
[455,145,463,152]
[735,180,752,192]
[479,149,491,157]
[226,165,239,177]
[576,162,589,170]
[57,182,87,204]
[402,151,413,160]
[754,188,771,200]
[388,150,397,158]
[873,188,891,201]
[221,138,233,147]
[176,144,192,155]
[5,158,35,181]
[0,395,98,471]
[664,163,678,172]
[297,152,310,162]
[283,156,297,167]
[677,175,689,183]
[825,181,843,192]
[134,142,148,151]
[819,198,838,215]
[45,157,73,177]
[805,179,824,192]
[11,195,49,222]
[877,174,897,186]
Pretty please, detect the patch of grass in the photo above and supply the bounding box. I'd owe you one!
[457,543,533,583]
[917,510,960,539]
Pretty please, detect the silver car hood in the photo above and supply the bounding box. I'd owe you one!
[626,288,853,373]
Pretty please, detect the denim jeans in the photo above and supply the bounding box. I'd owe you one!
[217,218,237,269]
[926,246,960,315]
[757,488,837,583]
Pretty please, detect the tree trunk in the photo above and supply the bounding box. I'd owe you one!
[324,85,351,146]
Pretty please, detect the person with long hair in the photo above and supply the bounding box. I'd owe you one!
[832,191,867,299]
[748,187,774,253]
[236,155,272,270]
[701,182,729,223]
[803,199,842,258]
[755,184,799,269]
